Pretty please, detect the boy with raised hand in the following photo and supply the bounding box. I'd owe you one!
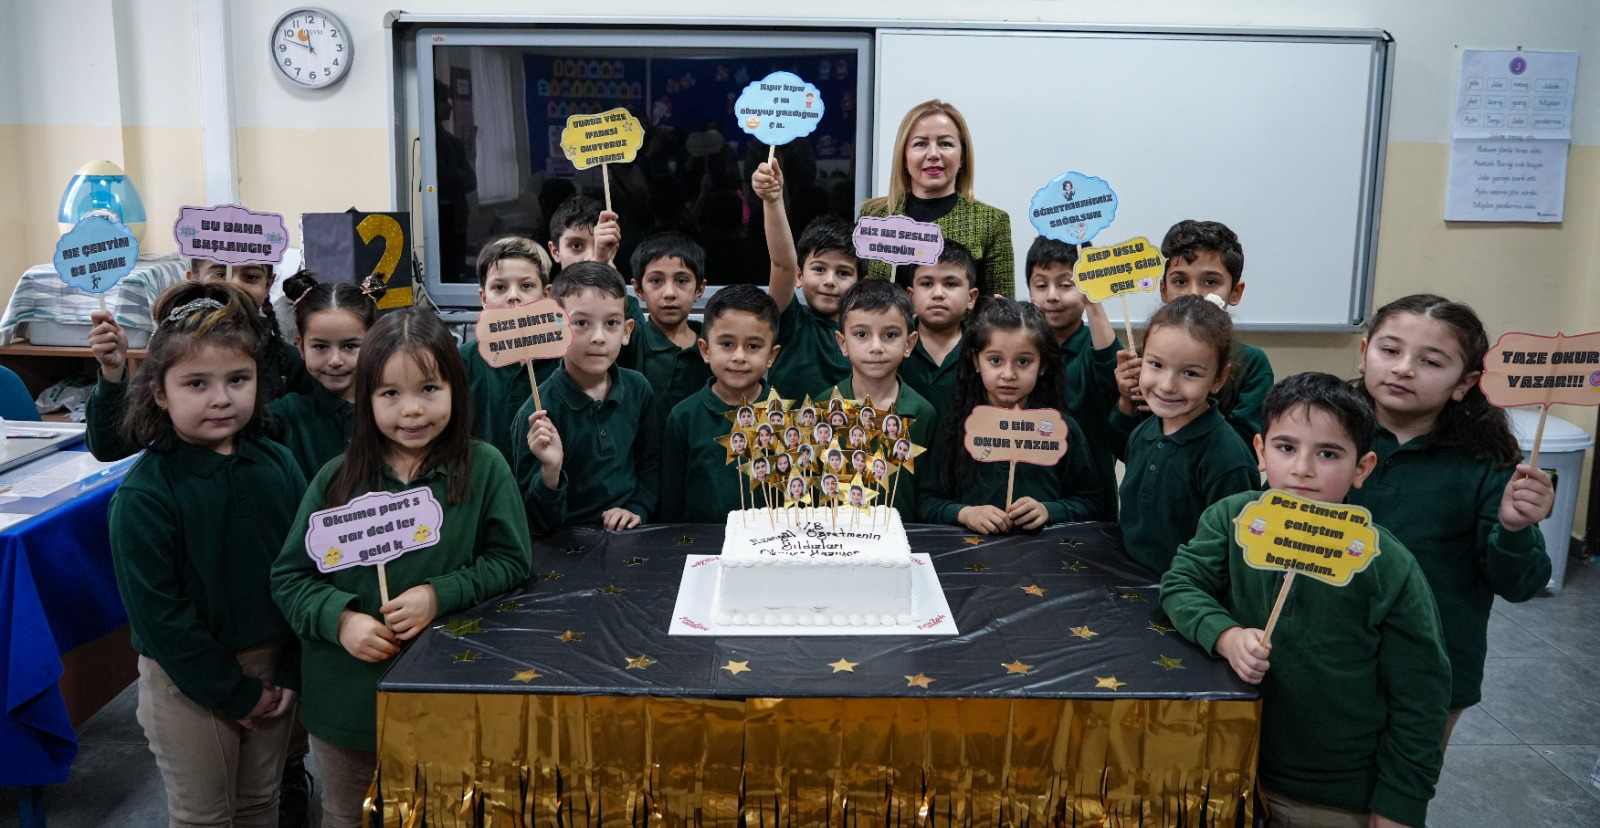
[816,280,938,514]
[752,159,856,399]
[1026,237,1123,518]
[546,194,621,274]
[512,262,659,534]
[458,236,556,463]
[623,231,712,416]
[1161,373,1449,828]
[658,285,782,523]
[898,240,979,414]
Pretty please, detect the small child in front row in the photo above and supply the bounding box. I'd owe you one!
[458,237,557,464]
[815,280,939,515]
[1113,296,1258,574]
[658,285,783,522]
[1161,372,1450,828]
[512,262,661,533]
[916,299,1103,532]
[898,239,979,413]
[110,282,307,826]
[272,309,531,828]
[624,232,712,416]
[1349,294,1553,745]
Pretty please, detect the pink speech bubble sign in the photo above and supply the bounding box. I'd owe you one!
[304,486,445,574]
[173,204,289,265]
[853,215,944,266]
[475,298,570,367]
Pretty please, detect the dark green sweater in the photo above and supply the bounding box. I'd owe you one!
[626,316,710,419]
[859,195,1015,298]
[916,412,1104,526]
[659,379,779,522]
[266,383,354,480]
[1161,491,1450,827]
[110,438,307,719]
[271,442,531,750]
[457,339,558,465]
[899,328,965,415]
[768,299,852,401]
[1348,427,1549,708]
[1061,323,1124,519]
[1225,342,1274,447]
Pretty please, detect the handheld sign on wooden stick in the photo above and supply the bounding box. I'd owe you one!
[476,298,569,412]
[853,215,944,267]
[559,107,644,211]
[304,487,445,606]
[736,70,826,165]
[1479,331,1600,466]
[1027,172,1147,347]
[54,215,139,312]
[1233,490,1382,646]
[173,204,289,285]
[962,406,1069,509]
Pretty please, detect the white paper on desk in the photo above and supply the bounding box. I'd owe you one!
[0,452,133,498]
[0,513,29,531]
[1445,138,1569,222]
[1454,50,1578,141]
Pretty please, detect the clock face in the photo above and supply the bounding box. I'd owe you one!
[270,8,351,89]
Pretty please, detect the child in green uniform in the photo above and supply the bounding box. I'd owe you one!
[917,299,1104,531]
[1162,372,1450,828]
[546,193,621,274]
[899,240,979,414]
[1113,296,1258,573]
[1350,294,1554,744]
[512,262,662,533]
[457,236,557,463]
[1025,237,1123,516]
[269,271,384,479]
[658,285,782,522]
[110,282,307,826]
[272,309,531,828]
[623,232,711,416]
[753,158,857,398]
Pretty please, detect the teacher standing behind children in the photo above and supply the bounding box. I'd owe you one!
[859,100,1015,300]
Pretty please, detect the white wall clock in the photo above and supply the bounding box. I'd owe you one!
[269,7,352,88]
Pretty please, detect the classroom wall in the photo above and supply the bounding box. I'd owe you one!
[2,0,1597,531]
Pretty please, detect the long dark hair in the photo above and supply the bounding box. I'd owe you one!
[940,299,1066,493]
[326,308,474,507]
[1361,293,1520,466]
[121,282,267,451]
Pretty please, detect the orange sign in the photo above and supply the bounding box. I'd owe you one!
[962,406,1069,466]
[475,298,569,367]
[1480,331,1600,407]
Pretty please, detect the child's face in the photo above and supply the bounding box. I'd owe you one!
[634,256,704,328]
[549,225,598,268]
[156,342,257,454]
[298,308,366,402]
[1359,312,1478,428]
[829,410,848,428]
[850,487,864,506]
[814,423,832,444]
[757,426,773,446]
[885,417,901,437]
[850,426,865,446]
[836,308,916,384]
[754,460,768,478]
[824,477,838,495]
[738,407,755,427]
[732,433,746,452]
[798,250,859,318]
[1028,261,1088,340]
[479,258,547,309]
[1138,324,1226,433]
[1255,404,1376,503]
[372,351,452,464]
[976,328,1041,409]
[828,452,843,472]
[192,260,273,310]
[768,410,785,426]
[801,408,816,426]
[789,478,805,498]
[909,262,977,332]
[894,440,911,460]
[1160,249,1244,307]
[873,459,887,478]
[785,428,800,448]
[561,288,633,380]
[698,310,779,402]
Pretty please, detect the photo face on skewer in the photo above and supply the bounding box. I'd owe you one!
[797,445,815,470]
[787,475,807,502]
[851,450,867,474]
[893,438,912,462]
[813,423,833,446]
[750,457,770,481]
[784,426,801,451]
[883,414,902,440]
[731,431,748,456]
[821,473,839,499]
[768,409,785,426]
[858,407,877,431]
[800,407,817,427]
[849,425,867,448]
[871,457,889,482]
[827,449,845,474]
[829,410,849,429]
[756,424,775,448]
[736,406,756,428]
[849,485,865,507]
[774,453,793,477]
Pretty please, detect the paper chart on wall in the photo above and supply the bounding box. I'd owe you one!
[1444,50,1578,223]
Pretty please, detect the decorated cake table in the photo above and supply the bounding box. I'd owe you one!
[373,521,1260,827]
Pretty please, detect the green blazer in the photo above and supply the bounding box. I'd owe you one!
[859,194,1015,298]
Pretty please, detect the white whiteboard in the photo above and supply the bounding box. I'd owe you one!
[874,29,1390,329]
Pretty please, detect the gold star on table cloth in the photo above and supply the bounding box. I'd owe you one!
[453,650,479,663]
[1094,675,1127,691]
[625,556,647,566]
[905,673,935,688]
[439,618,483,638]
[1147,621,1174,635]
[1058,537,1082,548]
[1002,660,1033,675]
[1070,626,1098,640]
[1121,592,1148,603]
[599,584,624,595]
[962,536,984,545]
[1154,655,1186,670]
[511,669,541,683]
[625,655,655,670]
[721,660,752,676]
[828,658,859,673]
[540,570,561,581]
[1061,560,1085,572]
[556,630,584,643]
[496,602,522,612]
[1021,584,1046,597]
[674,535,695,545]
[965,562,988,572]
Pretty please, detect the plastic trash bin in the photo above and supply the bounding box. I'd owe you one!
[1506,408,1594,591]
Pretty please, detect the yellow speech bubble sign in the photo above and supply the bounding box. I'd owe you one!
[559,108,644,170]
[1233,490,1381,587]
[1479,330,1600,408]
[1074,236,1164,303]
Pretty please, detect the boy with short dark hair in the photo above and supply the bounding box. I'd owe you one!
[459,236,557,462]
[511,262,659,533]
[898,240,979,413]
[1161,372,1449,828]
[624,232,712,415]
[546,194,621,271]
[658,284,783,522]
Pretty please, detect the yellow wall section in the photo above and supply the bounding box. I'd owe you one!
[235,127,391,230]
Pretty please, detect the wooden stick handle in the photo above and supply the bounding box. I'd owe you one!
[1119,294,1137,351]
[377,563,391,607]
[602,164,612,213]
[1528,403,1550,468]
[528,364,543,413]
[1005,460,1017,510]
[1261,571,1295,647]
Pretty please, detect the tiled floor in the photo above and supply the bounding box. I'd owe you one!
[6,558,1600,827]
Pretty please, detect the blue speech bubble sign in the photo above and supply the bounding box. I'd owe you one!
[735,71,825,146]
[54,215,139,294]
[1028,172,1118,245]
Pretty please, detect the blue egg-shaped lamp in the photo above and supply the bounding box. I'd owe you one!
[58,160,147,246]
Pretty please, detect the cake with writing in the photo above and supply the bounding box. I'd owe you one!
[713,507,916,626]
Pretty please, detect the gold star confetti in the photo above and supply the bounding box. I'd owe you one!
[962,537,984,545]
[496,602,522,612]
[539,570,561,581]
[439,618,484,638]
[511,668,541,683]
[1121,593,1148,603]
[625,556,648,566]
[965,562,988,572]
[562,545,586,555]
[905,673,935,688]
[1154,655,1186,671]
[1022,584,1046,597]
[1071,626,1098,640]
[828,658,858,673]
[453,650,478,663]
[557,630,584,643]
[599,584,624,596]
[1058,537,1082,548]
[721,660,752,676]
[1061,560,1085,572]
[1002,660,1033,675]
[1147,621,1174,635]
[625,655,655,670]
[1094,675,1126,691]
[675,535,695,545]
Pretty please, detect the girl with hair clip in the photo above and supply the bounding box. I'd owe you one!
[916,299,1103,533]
[109,281,308,827]
[1349,293,1555,747]
[272,308,531,828]
[268,271,387,479]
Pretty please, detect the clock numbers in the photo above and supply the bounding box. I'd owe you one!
[271,8,349,88]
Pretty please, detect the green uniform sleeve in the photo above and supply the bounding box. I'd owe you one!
[1368,563,1451,826]
[426,449,533,615]
[657,407,689,522]
[271,465,360,645]
[1477,468,1550,602]
[1199,448,1261,504]
[1042,417,1104,523]
[111,484,264,719]
[509,395,568,535]
[624,386,663,521]
[84,370,139,461]
[1160,501,1244,654]
[1225,345,1273,446]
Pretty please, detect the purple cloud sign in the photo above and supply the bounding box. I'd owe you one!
[853,215,944,266]
[304,487,444,574]
[173,204,289,265]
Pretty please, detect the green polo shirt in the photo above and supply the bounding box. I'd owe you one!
[1348,427,1549,708]
[627,316,711,419]
[110,438,307,719]
[659,379,780,522]
[819,377,940,515]
[266,383,354,480]
[900,327,965,414]
[512,363,662,533]
[1225,342,1274,446]
[1162,492,1449,827]
[272,442,531,751]
[459,339,558,464]
[1118,404,1258,574]
[1061,323,1124,519]
[769,299,851,400]
[916,413,1104,526]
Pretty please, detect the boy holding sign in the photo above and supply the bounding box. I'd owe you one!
[1161,373,1450,828]
[457,237,557,463]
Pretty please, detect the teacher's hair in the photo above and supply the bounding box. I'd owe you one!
[864,100,976,211]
